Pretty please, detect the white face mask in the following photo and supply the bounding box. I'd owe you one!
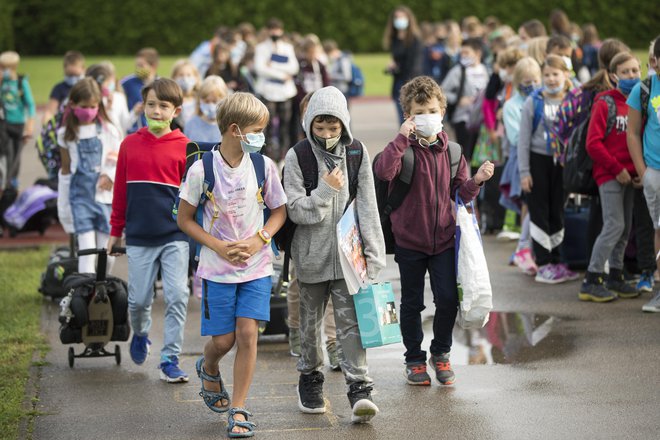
[562,56,573,72]
[414,114,444,138]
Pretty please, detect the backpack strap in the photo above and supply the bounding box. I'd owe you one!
[447,141,462,189]
[199,150,218,231]
[292,140,318,196]
[531,89,545,133]
[456,64,467,103]
[640,76,652,126]
[600,95,618,137]
[249,152,279,256]
[345,139,364,205]
[383,146,415,216]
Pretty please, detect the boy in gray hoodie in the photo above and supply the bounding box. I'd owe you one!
[283,86,385,423]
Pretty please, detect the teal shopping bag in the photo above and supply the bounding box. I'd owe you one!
[353,283,402,348]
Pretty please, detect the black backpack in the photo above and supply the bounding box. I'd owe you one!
[373,141,462,254]
[275,138,364,281]
[563,95,617,195]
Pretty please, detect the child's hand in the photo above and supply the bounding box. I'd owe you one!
[132,102,144,115]
[106,236,122,255]
[231,235,266,263]
[214,240,250,264]
[521,175,533,193]
[399,117,416,137]
[322,167,345,190]
[98,174,113,191]
[474,161,495,185]
[616,169,632,185]
[632,176,643,189]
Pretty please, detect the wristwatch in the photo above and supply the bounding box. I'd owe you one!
[258,229,272,244]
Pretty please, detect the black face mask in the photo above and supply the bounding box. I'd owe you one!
[270,34,281,42]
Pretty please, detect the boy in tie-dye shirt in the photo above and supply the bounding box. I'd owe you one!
[177,92,286,437]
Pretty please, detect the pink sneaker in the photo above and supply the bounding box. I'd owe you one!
[535,264,568,284]
[513,248,538,276]
[555,263,580,281]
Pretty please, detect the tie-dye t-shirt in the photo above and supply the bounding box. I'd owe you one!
[178,150,287,283]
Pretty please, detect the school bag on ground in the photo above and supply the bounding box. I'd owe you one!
[560,195,590,270]
[2,182,58,237]
[40,234,78,299]
[172,141,275,270]
[372,141,461,254]
[274,138,364,281]
[563,95,617,195]
[455,193,492,329]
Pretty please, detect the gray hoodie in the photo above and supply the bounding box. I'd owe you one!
[517,94,562,178]
[283,86,386,284]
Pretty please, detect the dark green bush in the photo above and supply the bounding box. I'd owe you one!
[2,0,656,55]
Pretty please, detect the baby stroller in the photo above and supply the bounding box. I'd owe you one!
[58,247,130,368]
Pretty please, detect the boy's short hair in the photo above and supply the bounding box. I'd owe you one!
[141,78,183,107]
[461,38,483,54]
[63,50,85,67]
[216,92,269,133]
[0,51,20,67]
[399,76,447,115]
[653,35,660,59]
[136,47,159,67]
[546,35,572,53]
[521,19,547,38]
[313,115,341,125]
[266,17,283,30]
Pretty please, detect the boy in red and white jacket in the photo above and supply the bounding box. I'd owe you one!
[581,53,642,302]
[107,78,192,383]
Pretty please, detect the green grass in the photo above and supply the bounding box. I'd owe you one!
[20,53,393,106]
[0,247,50,439]
[18,50,649,106]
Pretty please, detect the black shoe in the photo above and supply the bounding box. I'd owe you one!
[297,371,325,414]
[579,272,617,303]
[607,270,640,299]
[347,382,379,424]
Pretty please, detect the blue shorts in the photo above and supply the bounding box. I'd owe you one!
[201,276,271,336]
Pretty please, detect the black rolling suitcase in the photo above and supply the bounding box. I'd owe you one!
[561,196,590,270]
[58,247,130,367]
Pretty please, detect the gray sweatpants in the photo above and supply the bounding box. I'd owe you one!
[588,180,634,273]
[297,279,372,386]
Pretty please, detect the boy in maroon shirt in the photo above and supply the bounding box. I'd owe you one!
[374,76,494,386]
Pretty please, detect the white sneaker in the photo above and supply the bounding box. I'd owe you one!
[642,291,660,313]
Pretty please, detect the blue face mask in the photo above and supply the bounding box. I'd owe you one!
[2,69,11,79]
[200,102,218,120]
[618,77,640,96]
[393,17,409,30]
[519,84,535,96]
[237,126,265,154]
[545,85,564,95]
[64,75,82,86]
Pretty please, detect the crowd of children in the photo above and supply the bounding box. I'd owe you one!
[1,7,659,439]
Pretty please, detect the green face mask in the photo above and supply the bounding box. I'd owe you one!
[135,67,151,81]
[146,117,171,132]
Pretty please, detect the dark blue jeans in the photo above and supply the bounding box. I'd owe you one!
[394,245,458,364]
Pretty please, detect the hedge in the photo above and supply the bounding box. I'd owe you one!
[3,0,657,55]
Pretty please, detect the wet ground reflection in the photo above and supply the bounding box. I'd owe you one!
[423,312,573,365]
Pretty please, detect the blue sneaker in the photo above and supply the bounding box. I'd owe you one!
[159,356,189,383]
[637,271,654,293]
[129,334,151,365]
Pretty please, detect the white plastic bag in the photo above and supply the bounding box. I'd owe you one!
[57,171,75,234]
[455,195,493,329]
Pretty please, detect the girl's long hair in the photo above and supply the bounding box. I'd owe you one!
[382,5,421,50]
[63,77,110,142]
[582,38,630,94]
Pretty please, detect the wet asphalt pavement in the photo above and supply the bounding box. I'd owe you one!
[19,99,660,439]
